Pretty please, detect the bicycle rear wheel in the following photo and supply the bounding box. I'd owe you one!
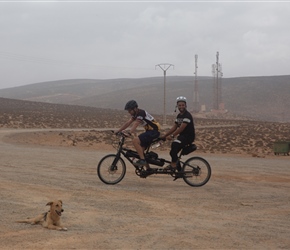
[182,157,211,187]
[97,154,126,185]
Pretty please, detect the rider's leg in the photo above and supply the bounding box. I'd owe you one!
[162,142,180,170]
[132,136,145,160]
[133,130,159,169]
[168,135,188,168]
[135,130,160,159]
[169,141,182,168]
[133,137,152,169]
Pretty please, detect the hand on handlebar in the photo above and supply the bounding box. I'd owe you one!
[113,130,120,136]
[122,130,132,137]
[113,130,132,137]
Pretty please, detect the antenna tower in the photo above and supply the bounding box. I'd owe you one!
[218,63,223,109]
[212,63,217,110]
[213,51,223,110]
[193,54,200,113]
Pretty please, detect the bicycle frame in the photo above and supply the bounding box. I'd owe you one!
[112,133,174,175]
[97,131,211,187]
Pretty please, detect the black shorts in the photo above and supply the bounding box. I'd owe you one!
[138,130,160,148]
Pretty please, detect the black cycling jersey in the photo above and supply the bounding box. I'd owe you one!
[132,109,160,131]
[175,110,195,138]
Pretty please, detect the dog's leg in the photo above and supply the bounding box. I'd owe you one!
[46,224,67,231]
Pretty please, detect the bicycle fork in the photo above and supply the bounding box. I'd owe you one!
[110,152,121,171]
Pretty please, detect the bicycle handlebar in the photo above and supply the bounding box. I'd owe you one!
[111,130,132,137]
[111,130,165,142]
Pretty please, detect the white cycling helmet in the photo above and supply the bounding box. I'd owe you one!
[176,96,187,103]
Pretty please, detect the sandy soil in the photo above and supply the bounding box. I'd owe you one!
[0,128,290,250]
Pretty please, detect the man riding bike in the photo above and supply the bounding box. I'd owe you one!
[161,96,195,171]
[115,100,161,169]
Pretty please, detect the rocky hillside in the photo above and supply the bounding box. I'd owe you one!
[0,75,289,122]
[1,97,289,157]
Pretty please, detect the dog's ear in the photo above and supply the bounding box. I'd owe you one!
[58,200,63,205]
[46,201,53,206]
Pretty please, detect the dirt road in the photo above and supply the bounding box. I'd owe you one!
[0,129,289,249]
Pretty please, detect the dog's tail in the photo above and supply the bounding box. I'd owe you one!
[15,218,34,224]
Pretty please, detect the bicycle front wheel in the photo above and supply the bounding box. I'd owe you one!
[182,157,211,187]
[97,154,126,185]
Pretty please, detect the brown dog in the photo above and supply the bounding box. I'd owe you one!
[16,200,67,231]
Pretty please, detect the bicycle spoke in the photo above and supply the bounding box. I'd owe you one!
[182,157,211,187]
[97,154,126,185]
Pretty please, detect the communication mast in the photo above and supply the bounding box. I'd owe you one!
[218,63,223,110]
[212,51,223,110]
[193,54,200,113]
[212,63,217,110]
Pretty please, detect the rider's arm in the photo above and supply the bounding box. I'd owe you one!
[162,124,178,139]
[129,119,141,134]
[164,122,188,140]
[171,122,187,138]
[116,118,134,133]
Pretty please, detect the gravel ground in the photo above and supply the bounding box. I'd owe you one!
[0,129,290,250]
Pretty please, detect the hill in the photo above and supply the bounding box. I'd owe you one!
[1,97,289,157]
[0,75,289,122]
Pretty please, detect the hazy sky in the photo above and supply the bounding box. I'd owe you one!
[0,0,290,89]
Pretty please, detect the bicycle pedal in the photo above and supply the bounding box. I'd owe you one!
[140,171,148,178]
[140,169,155,178]
[173,173,183,181]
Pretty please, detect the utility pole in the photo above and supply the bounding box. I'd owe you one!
[155,63,174,125]
[193,54,199,113]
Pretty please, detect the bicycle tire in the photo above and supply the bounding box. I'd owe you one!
[182,157,211,187]
[97,154,126,185]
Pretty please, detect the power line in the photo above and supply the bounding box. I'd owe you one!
[155,63,174,125]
